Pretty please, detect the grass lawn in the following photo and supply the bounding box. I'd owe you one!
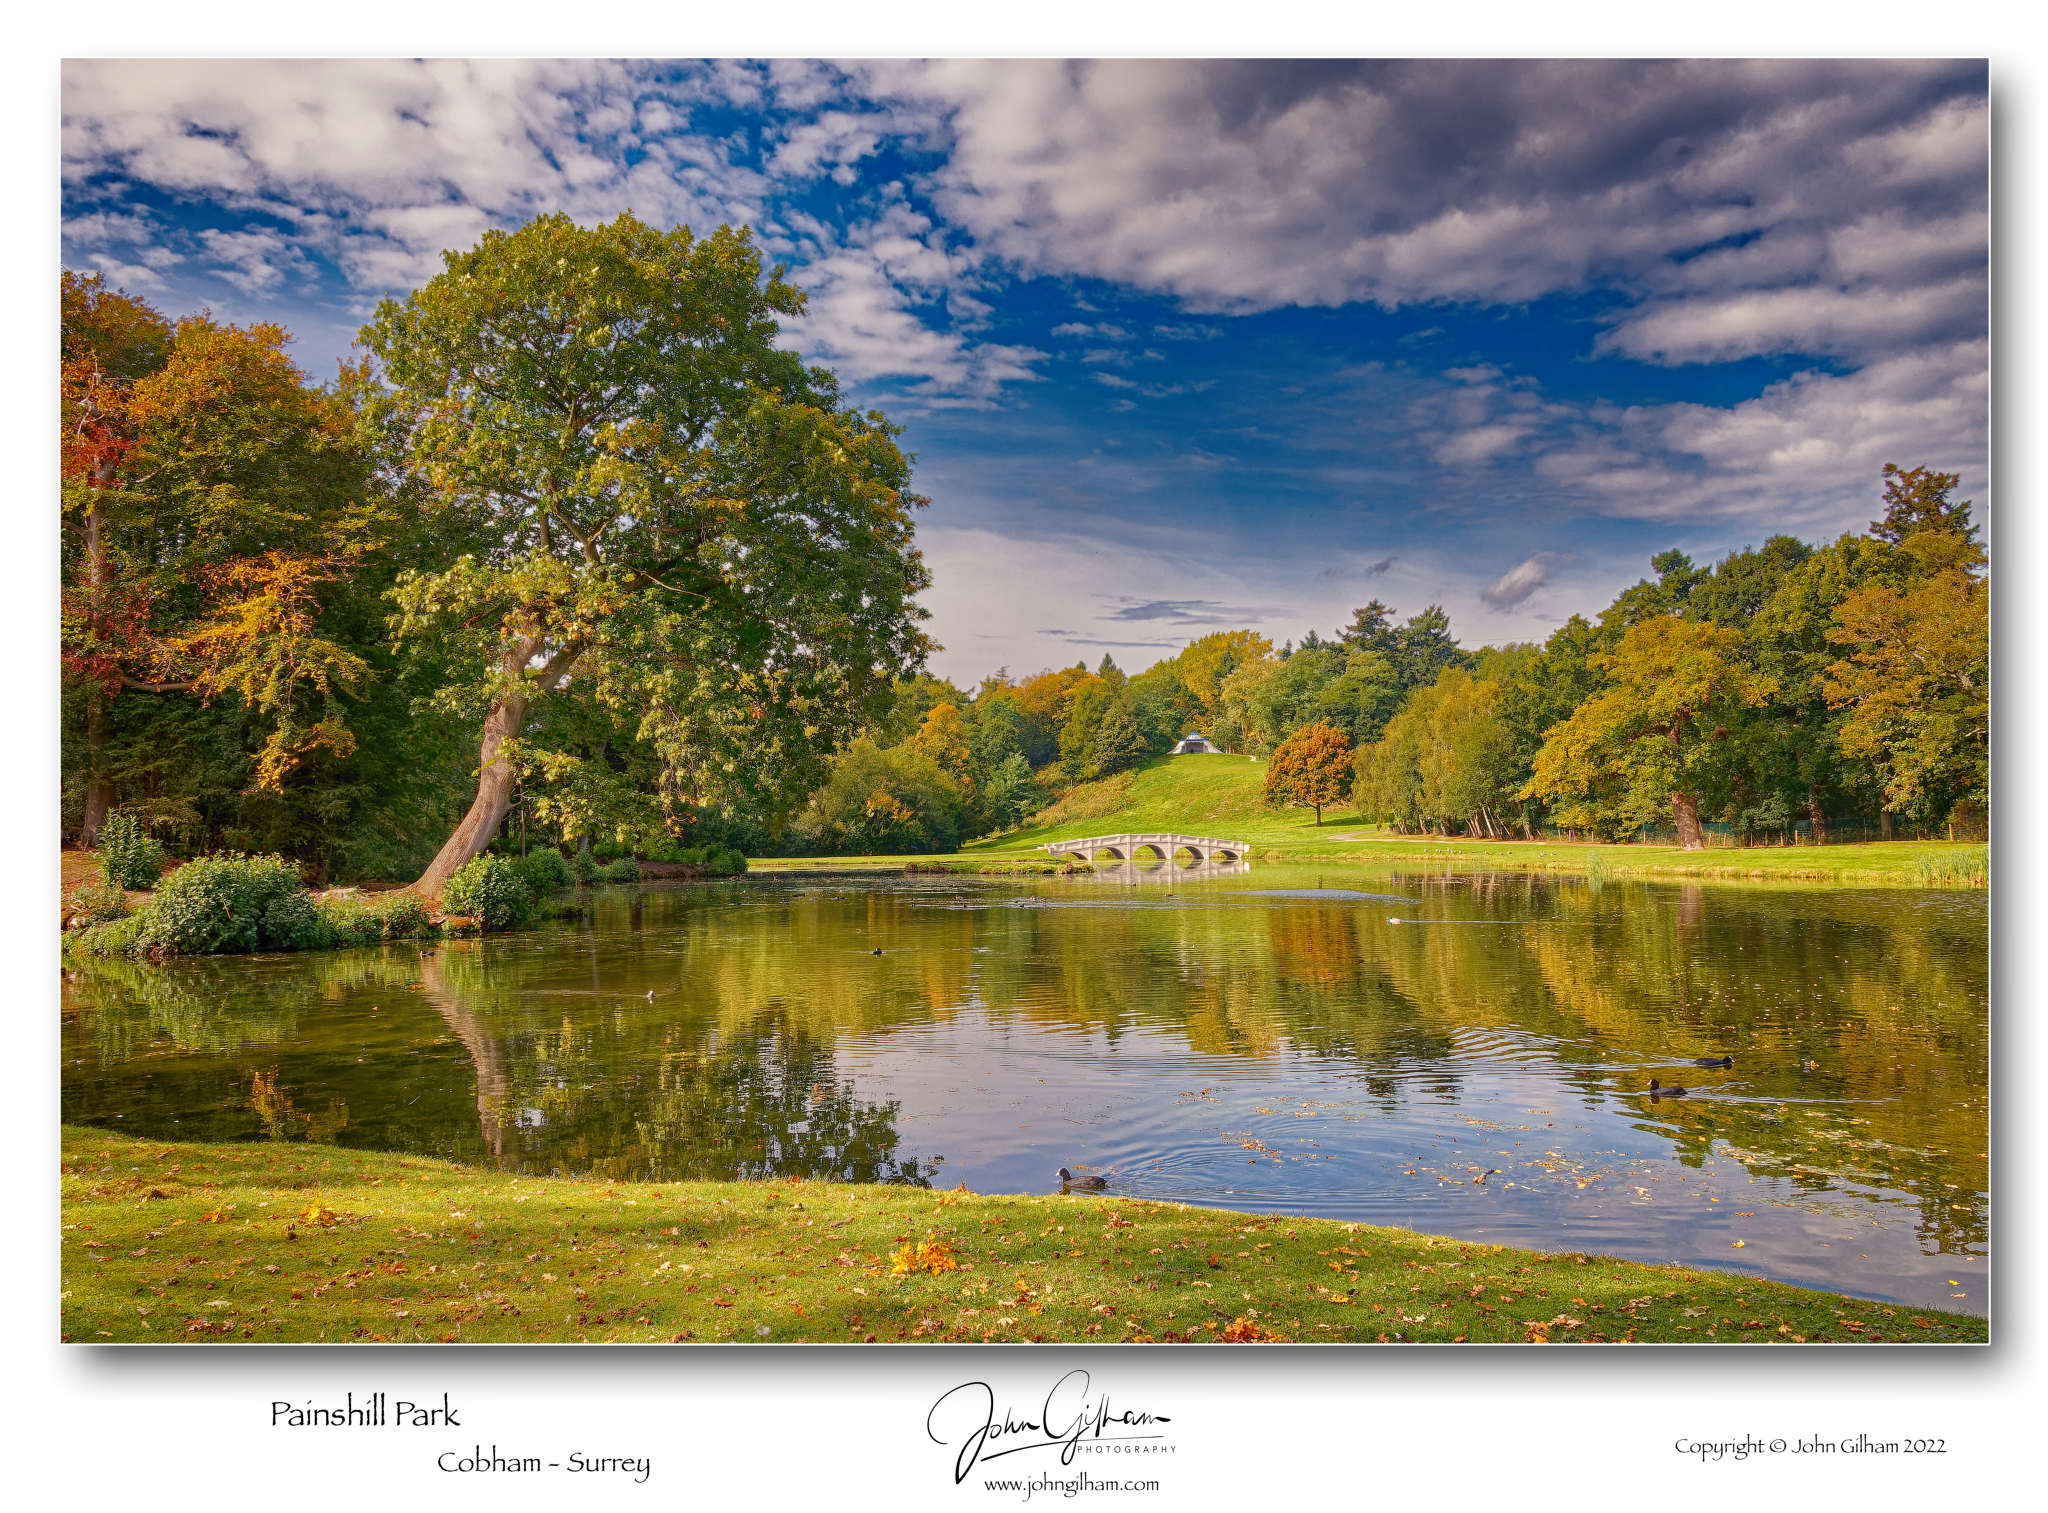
[825,754,1985,889]
[61,1128,1982,1346]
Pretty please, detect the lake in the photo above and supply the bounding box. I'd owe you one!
[61,862,1988,1315]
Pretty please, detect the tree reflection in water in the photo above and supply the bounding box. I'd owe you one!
[62,868,1984,1266]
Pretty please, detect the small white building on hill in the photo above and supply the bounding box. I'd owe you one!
[1170,732,1219,754]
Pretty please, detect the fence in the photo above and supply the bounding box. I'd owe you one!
[1533,816,1987,847]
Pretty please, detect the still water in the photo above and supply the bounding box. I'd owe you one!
[62,863,1988,1314]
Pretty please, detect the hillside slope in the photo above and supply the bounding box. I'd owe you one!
[972,753,1341,851]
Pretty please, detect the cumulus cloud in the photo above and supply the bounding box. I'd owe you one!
[1479,556,1553,609]
[59,58,1985,534]
[1535,339,1987,527]
[858,58,1982,368]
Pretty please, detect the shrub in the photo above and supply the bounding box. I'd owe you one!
[600,857,642,883]
[313,889,439,946]
[570,849,601,885]
[95,811,167,891]
[372,891,436,938]
[134,853,307,954]
[314,894,381,947]
[261,890,332,952]
[66,881,132,927]
[515,848,574,896]
[440,854,533,931]
[71,913,145,957]
[706,845,747,876]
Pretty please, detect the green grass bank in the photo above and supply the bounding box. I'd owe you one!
[869,754,1984,888]
[61,1129,1982,1346]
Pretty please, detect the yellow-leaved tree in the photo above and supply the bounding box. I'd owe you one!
[1521,616,1776,849]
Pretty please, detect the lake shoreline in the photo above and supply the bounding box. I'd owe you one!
[61,1127,1984,1346]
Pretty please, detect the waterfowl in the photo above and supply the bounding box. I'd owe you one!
[1057,1167,1109,1190]
[1648,1079,1688,1097]
[870,947,884,956]
[1687,1056,1733,1068]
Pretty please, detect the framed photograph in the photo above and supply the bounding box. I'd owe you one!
[33,19,2028,1504]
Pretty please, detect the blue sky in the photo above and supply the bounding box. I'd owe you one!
[61,58,1988,685]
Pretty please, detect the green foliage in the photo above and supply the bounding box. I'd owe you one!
[368,212,937,869]
[312,889,437,946]
[133,853,308,954]
[70,913,147,957]
[515,848,575,896]
[440,854,533,931]
[790,738,962,854]
[570,849,602,885]
[66,880,132,927]
[651,843,748,875]
[1522,616,1776,847]
[601,857,643,883]
[95,811,167,890]
[1354,668,1522,836]
[980,752,1044,832]
[260,889,329,951]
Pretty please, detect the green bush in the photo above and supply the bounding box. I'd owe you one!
[261,890,331,952]
[570,849,601,885]
[372,891,435,938]
[441,854,533,931]
[600,857,642,883]
[134,853,307,954]
[71,913,145,956]
[314,894,381,947]
[515,848,574,895]
[66,881,132,927]
[313,889,439,946]
[95,811,167,891]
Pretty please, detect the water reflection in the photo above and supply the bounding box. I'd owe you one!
[1073,858,1252,886]
[61,866,1987,1311]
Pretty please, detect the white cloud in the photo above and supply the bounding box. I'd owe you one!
[1479,556,1552,610]
[856,59,1982,368]
[1533,339,1987,529]
[197,228,314,295]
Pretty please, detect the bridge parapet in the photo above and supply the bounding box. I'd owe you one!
[1038,832,1253,863]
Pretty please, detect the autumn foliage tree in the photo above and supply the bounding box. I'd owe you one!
[1822,561,1987,826]
[1521,616,1776,849]
[1263,720,1354,825]
[62,273,386,847]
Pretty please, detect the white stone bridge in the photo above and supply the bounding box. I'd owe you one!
[1040,832,1252,863]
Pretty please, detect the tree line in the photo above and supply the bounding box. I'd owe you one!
[815,467,1984,855]
[63,212,1986,874]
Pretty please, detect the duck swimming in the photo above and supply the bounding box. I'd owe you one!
[1687,1056,1733,1068]
[1648,1079,1688,1096]
[1057,1167,1109,1190]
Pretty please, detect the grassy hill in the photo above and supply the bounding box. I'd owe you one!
[938,752,1986,888]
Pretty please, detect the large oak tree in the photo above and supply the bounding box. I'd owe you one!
[362,213,934,895]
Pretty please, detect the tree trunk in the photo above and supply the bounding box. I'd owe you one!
[76,496,117,848]
[414,632,581,897]
[79,699,115,848]
[1881,811,1894,842]
[1808,789,1828,844]
[1672,791,1705,851]
[415,690,529,897]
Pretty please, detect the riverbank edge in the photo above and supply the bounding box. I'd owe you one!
[749,845,1987,888]
[60,1128,1984,1346]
